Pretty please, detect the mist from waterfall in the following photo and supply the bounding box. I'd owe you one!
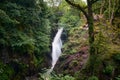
[47,27,63,74]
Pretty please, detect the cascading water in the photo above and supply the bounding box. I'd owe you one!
[47,27,63,74]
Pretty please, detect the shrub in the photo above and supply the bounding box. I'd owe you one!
[39,72,75,80]
[0,61,14,80]
[88,76,99,80]
[113,53,120,62]
[103,65,114,75]
[115,75,120,80]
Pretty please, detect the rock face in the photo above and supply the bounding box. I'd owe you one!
[55,46,89,75]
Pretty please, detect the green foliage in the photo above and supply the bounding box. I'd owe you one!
[6,0,37,7]
[74,0,87,7]
[39,72,75,80]
[0,26,7,46]
[0,9,19,26]
[0,61,14,80]
[115,75,120,80]
[51,74,75,80]
[63,27,88,54]
[94,29,109,55]
[59,7,80,29]
[59,12,80,28]
[9,31,35,53]
[113,53,120,62]
[0,0,50,56]
[103,65,114,75]
[0,0,120,80]
[0,0,51,79]
[88,76,99,80]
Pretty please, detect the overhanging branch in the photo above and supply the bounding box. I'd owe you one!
[65,0,88,20]
[91,0,100,5]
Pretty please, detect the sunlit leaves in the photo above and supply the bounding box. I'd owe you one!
[74,0,87,8]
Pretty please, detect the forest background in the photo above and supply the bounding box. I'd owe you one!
[0,0,120,80]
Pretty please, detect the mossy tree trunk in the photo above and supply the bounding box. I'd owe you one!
[65,0,99,54]
[65,0,99,75]
[87,0,95,55]
[87,1,96,74]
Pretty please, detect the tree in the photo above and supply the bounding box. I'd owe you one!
[65,0,100,75]
[0,0,51,79]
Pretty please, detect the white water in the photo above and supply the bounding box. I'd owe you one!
[47,27,63,74]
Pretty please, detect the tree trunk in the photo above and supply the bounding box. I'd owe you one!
[65,0,98,75]
[87,0,95,55]
[86,0,95,75]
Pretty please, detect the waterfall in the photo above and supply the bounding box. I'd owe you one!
[47,27,63,74]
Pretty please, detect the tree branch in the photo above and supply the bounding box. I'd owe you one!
[65,0,88,20]
[91,0,100,5]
